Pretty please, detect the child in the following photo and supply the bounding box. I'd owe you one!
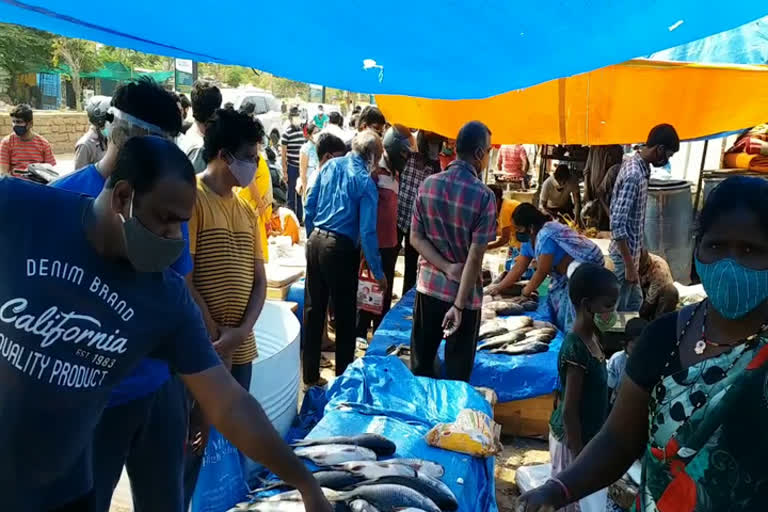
[549,263,619,512]
[268,201,300,244]
[607,317,648,406]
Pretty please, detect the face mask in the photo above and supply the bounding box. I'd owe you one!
[119,193,185,273]
[593,310,618,332]
[101,125,110,138]
[695,257,768,319]
[228,154,258,187]
[441,145,454,156]
[13,125,28,137]
[515,231,530,243]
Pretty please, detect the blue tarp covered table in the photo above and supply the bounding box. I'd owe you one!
[367,289,563,403]
[307,356,498,512]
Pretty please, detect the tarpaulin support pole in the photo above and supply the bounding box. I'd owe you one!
[693,139,709,213]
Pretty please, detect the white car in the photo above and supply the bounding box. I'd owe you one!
[222,88,284,143]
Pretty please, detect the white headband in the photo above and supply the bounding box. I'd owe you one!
[109,106,169,137]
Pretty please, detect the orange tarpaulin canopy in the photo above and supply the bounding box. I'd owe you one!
[376,59,768,145]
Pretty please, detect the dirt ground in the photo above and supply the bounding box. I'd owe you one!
[495,436,549,511]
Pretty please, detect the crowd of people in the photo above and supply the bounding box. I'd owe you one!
[1,76,767,512]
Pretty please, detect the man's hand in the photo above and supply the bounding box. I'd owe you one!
[624,262,639,284]
[442,305,463,338]
[213,326,248,360]
[445,262,464,282]
[518,480,569,511]
[299,483,334,512]
[376,275,388,294]
[484,284,500,296]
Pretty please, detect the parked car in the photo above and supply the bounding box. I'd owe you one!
[221,88,284,143]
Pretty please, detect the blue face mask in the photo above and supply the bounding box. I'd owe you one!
[695,257,768,319]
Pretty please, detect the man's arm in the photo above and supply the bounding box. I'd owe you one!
[443,242,486,336]
[571,183,582,226]
[610,179,640,281]
[487,226,511,250]
[183,366,331,511]
[359,178,385,282]
[0,138,10,175]
[304,177,318,237]
[44,140,56,166]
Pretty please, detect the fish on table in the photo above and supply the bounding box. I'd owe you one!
[489,339,549,355]
[379,458,445,479]
[252,470,365,494]
[352,473,458,511]
[294,444,377,466]
[292,433,396,456]
[335,483,441,512]
[330,461,418,480]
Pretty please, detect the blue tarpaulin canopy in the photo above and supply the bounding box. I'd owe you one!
[0,2,766,99]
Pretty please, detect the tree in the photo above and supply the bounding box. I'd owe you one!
[98,46,168,71]
[52,37,100,110]
[0,23,54,104]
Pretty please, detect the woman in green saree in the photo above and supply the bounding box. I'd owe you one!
[520,176,768,511]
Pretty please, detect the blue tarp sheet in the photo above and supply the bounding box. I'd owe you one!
[651,15,768,65]
[0,2,766,99]
[307,356,498,512]
[367,289,563,403]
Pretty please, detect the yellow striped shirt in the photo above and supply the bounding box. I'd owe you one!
[189,178,264,365]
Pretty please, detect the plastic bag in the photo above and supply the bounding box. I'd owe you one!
[191,427,248,512]
[425,409,502,457]
[357,265,384,314]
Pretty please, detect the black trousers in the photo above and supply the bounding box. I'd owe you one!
[356,245,399,338]
[92,376,188,512]
[51,492,95,512]
[398,229,419,296]
[410,292,481,382]
[303,229,360,383]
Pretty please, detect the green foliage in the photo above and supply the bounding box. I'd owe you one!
[97,46,169,71]
[0,23,55,103]
[52,37,101,110]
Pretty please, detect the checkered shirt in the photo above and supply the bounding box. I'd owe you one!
[397,154,439,232]
[609,153,650,269]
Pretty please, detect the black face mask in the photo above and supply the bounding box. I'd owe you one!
[13,125,28,137]
[515,231,530,243]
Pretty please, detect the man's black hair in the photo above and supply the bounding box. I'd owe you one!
[317,105,324,111]
[306,123,319,137]
[240,102,256,116]
[359,106,385,128]
[512,202,549,231]
[568,263,619,306]
[349,114,359,129]
[329,111,343,127]
[456,121,491,160]
[646,123,680,152]
[554,164,570,182]
[202,108,265,163]
[10,104,33,122]
[625,317,649,339]
[112,77,181,136]
[191,80,222,124]
[488,184,503,206]
[697,176,768,242]
[178,93,191,110]
[316,132,346,162]
[106,136,195,198]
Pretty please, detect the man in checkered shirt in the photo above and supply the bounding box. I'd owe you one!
[397,130,443,295]
[409,121,497,382]
[610,124,679,311]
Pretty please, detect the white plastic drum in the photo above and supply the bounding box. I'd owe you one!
[243,301,301,485]
[248,301,301,436]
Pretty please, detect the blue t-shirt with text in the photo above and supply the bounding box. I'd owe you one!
[52,165,194,406]
[0,177,218,509]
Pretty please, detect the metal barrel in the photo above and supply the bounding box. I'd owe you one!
[644,181,694,283]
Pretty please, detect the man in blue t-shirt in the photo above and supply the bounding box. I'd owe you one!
[0,136,331,511]
[52,78,195,512]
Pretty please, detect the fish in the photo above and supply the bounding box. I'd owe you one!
[381,458,445,479]
[348,500,381,512]
[252,471,365,494]
[522,301,538,311]
[532,320,557,330]
[240,500,350,512]
[477,320,508,341]
[489,340,549,355]
[503,316,534,330]
[484,301,525,316]
[478,331,527,351]
[330,461,417,480]
[294,444,377,466]
[524,327,557,338]
[291,433,397,456]
[353,473,458,511]
[335,484,441,512]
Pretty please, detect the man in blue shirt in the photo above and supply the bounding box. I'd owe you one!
[0,136,331,512]
[303,130,387,387]
[52,78,195,512]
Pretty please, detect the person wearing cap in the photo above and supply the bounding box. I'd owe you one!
[282,106,306,219]
[50,78,196,512]
[303,130,387,387]
[74,96,111,170]
[312,105,329,129]
[356,125,412,339]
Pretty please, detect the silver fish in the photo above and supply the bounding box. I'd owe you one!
[532,320,557,330]
[335,484,440,512]
[294,444,377,465]
[291,433,396,456]
[490,340,549,355]
[354,473,458,511]
[349,499,381,512]
[330,461,417,480]
[478,331,527,350]
[252,470,364,494]
[381,458,444,479]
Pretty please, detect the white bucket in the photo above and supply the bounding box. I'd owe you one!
[243,301,301,485]
[247,301,301,436]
